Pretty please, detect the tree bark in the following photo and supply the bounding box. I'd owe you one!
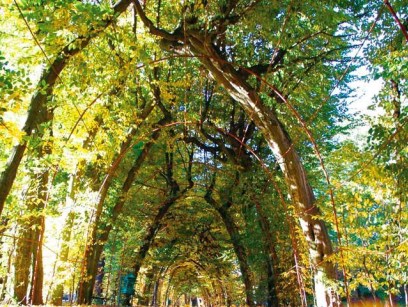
[77,115,165,304]
[49,210,76,305]
[14,101,53,305]
[0,219,13,300]
[14,225,32,304]
[30,219,45,305]
[132,150,194,283]
[195,38,337,307]
[77,73,161,304]
[140,270,155,306]
[204,192,256,307]
[30,101,53,305]
[151,268,164,307]
[134,6,339,305]
[253,200,280,307]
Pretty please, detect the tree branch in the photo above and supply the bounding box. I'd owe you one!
[133,0,181,41]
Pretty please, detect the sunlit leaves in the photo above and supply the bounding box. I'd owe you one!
[0,0,407,304]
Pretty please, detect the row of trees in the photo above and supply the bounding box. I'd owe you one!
[0,0,406,306]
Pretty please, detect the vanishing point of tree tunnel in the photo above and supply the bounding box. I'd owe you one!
[0,0,407,306]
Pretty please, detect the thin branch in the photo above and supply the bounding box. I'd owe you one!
[384,0,408,41]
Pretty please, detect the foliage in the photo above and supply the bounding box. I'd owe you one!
[0,0,406,306]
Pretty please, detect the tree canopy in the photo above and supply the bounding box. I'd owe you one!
[0,0,407,306]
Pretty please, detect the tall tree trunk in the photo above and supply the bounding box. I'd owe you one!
[14,202,45,305]
[49,210,76,305]
[0,218,9,299]
[164,272,174,306]
[14,101,53,305]
[254,200,280,307]
[77,114,165,304]
[14,225,33,304]
[204,192,255,307]
[29,105,53,305]
[0,61,62,216]
[132,150,194,282]
[151,269,164,307]
[94,257,105,297]
[30,220,45,305]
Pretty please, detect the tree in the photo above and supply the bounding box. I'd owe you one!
[132,1,361,304]
[1,0,407,306]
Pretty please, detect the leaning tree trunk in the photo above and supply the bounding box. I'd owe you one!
[77,114,165,304]
[77,79,173,304]
[14,100,53,305]
[186,34,338,306]
[0,41,87,218]
[134,6,339,305]
[132,148,194,283]
[204,190,256,307]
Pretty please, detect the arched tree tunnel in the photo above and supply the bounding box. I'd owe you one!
[74,112,310,307]
[1,0,407,306]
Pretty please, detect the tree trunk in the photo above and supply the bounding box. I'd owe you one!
[188,36,338,306]
[50,210,76,305]
[14,225,33,304]
[0,218,9,299]
[143,277,154,307]
[0,43,88,218]
[14,101,53,305]
[29,96,54,305]
[132,184,193,282]
[94,257,105,297]
[133,150,194,282]
[30,220,45,305]
[254,201,280,306]
[151,269,164,307]
[77,115,165,304]
[205,195,255,307]
[134,6,339,305]
[14,209,43,305]
[204,174,255,306]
